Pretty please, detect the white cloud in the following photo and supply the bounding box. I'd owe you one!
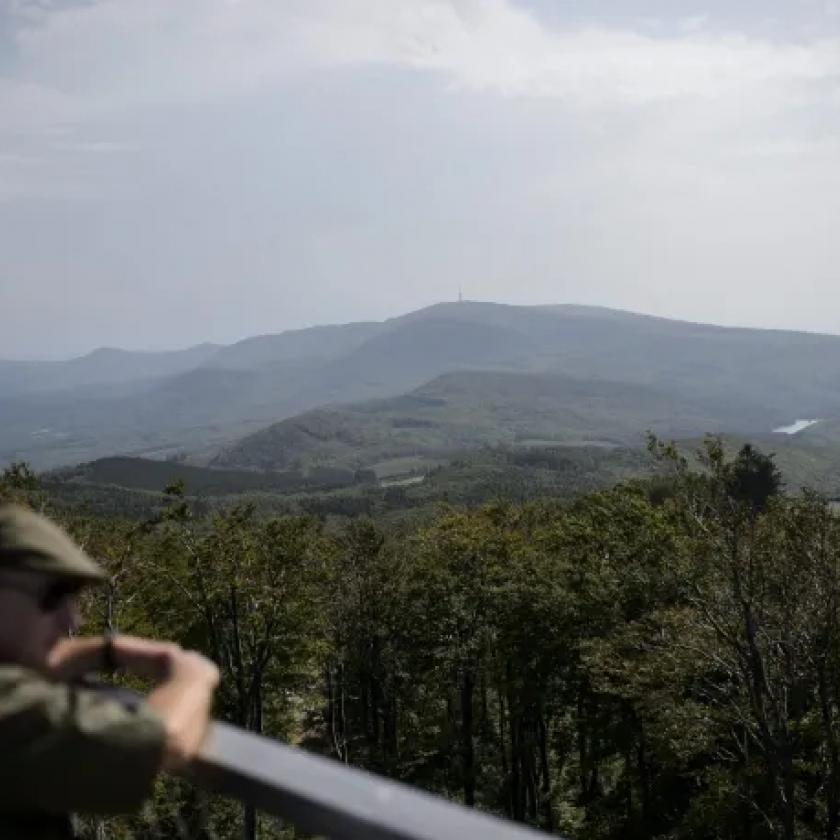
[5,0,840,114]
[1,0,840,353]
[679,15,709,33]
[0,78,82,134]
[2,0,838,202]
[50,139,136,153]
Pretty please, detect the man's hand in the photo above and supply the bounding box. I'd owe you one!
[47,634,190,683]
[146,647,220,771]
[46,636,111,681]
[48,633,221,771]
[109,636,186,682]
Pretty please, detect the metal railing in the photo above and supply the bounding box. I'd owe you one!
[192,722,554,840]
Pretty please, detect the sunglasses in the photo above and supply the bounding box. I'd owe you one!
[0,576,84,612]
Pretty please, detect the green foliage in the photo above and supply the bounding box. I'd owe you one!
[723,442,783,512]
[0,460,43,507]
[2,460,40,491]
[16,440,840,839]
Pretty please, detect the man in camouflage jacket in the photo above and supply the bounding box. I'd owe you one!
[0,504,220,838]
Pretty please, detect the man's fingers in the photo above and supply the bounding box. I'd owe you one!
[111,636,183,680]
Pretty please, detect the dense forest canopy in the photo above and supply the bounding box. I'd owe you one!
[3,437,839,840]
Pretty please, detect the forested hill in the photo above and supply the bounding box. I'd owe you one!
[5,301,840,468]
[212,370,747,472]
[7,437,840,838]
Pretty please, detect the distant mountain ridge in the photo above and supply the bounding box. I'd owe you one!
[4,301,840,469]
[0,343,222,396]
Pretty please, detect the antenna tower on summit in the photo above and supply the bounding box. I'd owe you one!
[458,288,463,304]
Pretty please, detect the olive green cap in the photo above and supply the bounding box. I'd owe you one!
[0,505,106,582]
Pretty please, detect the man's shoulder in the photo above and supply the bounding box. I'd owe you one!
[0,664,75,732]
[0,663,37,681]
[0,663,75,700]
[0,664,51,706]
[0,662,158,737]
[0,662,166,816]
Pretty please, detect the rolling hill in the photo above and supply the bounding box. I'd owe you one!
[211,369,763,473]
[5,301,840,469]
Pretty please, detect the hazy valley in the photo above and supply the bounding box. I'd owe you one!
[3,300,840,509]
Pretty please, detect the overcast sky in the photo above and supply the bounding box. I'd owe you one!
[1,0,839,359]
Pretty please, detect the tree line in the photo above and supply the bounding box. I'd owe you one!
[3,438,840,839]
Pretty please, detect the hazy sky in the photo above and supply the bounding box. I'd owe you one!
[1,0,839,358]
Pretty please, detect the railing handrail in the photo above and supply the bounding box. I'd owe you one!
[192,721,556,840]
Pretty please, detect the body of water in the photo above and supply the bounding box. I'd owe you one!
[773,419,821,435]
